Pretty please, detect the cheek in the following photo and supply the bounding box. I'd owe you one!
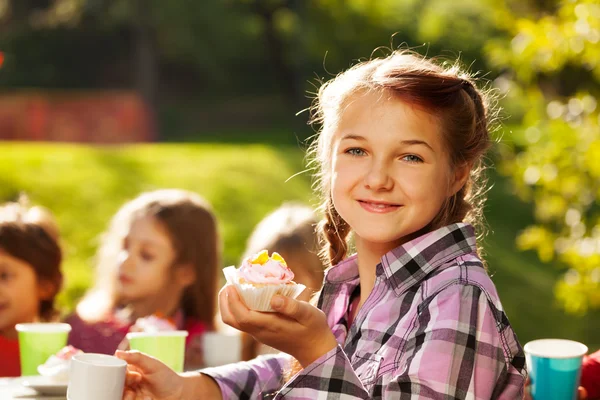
[404,168,449,199]
[331,158,359,191]
[14,277,41,308]
[141,262,172,287]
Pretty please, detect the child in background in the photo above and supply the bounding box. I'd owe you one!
[0,199,63,377]
[239,203,325,360]
[117,50,527,399]
[66,189,221,370]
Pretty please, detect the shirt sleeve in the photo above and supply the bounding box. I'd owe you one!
[201,352,292,398]
[273,283,525,399]
[388,283,526,399]
[276,344,370,399]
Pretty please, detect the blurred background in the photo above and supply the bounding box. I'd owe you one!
[0,0,598,349]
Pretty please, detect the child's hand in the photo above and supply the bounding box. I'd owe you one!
[116,350,185,400]
[219,285,338,367]
[116,350,221,400]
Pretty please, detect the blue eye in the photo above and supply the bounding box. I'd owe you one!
[346,148,366,156]
[403,154,423,163]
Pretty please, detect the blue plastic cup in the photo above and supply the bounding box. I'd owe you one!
[524,339,588,400]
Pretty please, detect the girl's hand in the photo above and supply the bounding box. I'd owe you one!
[116,350,221,400]
[219,285,338,367]
[116,350,185,400]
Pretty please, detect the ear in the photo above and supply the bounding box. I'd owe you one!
[37,279,57,301]
[448,162,471,197]
[174,263,196,288]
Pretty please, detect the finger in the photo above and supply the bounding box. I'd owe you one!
[125,369,143,386]
[270,295,311,323]
[115,350,166,374]
[122,388,135,400]
[579,386,588,400]
[227,287,273,330]
[219,286,241,330]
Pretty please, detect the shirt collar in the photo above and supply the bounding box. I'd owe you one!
[324,223,477,296]
[381,223,477,296]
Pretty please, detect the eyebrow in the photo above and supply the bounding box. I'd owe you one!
[340,134,434,152]
[400,139,434,152]
[140,239,168,249]
[340,134,366,141]
[125,236,167,249]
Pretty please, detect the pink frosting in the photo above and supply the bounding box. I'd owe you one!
[238,258,294,284]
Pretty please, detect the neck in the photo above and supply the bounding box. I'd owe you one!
[126,288,183,321]
[354,239,397,307]
[1,315,38,340]
[0,326,18,340]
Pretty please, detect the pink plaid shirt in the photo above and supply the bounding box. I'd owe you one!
[203,223,526,398]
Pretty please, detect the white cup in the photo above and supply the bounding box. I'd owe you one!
[67,353,127,400]
[202,331,242,367]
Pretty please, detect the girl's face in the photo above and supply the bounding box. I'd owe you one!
[0,250,45,336]
[330,92,468,255]
[116,216,179,302]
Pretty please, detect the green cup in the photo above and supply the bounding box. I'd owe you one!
[15,323,71,376]
[126,331,188,372]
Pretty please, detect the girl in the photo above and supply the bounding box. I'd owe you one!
[117,50,527,399]
[239,202,325,360]
[67,189,221,370]
[0,200,63,377]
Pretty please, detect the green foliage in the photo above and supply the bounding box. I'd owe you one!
[486,0,600,314]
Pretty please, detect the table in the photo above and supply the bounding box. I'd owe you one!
[0,378,66,400]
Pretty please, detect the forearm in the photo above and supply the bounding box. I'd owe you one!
[200,353,291,398]
[181,372,222,400]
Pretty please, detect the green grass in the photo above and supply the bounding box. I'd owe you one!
[0,142,597,351]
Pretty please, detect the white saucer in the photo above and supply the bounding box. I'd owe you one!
[20,375,68,396]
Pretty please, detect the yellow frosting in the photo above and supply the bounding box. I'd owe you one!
[249,250,287,266]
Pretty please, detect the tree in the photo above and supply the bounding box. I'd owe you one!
[486,0,600,314]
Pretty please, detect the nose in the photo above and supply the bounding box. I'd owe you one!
[117,249,133,273]
[364,158,393,191]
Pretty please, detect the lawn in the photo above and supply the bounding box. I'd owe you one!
[0,142,598,350]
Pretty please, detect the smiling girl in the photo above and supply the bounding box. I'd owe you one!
[117,50,527,399]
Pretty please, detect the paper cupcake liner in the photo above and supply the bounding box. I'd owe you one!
[223,266,306,312]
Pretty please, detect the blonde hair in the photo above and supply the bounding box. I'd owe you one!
[0,197,63,320]
[241,203,325,361]
[77,189,221,327]
[309,50,494,267]
[243,203,324,292]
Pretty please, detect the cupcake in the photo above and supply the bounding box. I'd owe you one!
[223,250,306,312]
[37,345,83,383]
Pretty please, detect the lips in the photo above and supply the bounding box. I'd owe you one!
[118,274,133,284]
[358,200,401,214]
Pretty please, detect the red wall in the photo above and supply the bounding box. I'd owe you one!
[0,92,155,143]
